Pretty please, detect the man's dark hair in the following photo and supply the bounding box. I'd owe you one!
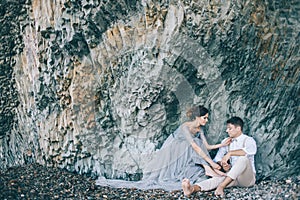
[226,116,244,131]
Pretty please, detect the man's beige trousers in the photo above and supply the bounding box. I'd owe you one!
[195,156,256,191]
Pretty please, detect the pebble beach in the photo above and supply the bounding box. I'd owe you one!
[0,164,299,200]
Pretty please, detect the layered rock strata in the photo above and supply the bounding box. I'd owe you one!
[0,0,299,180]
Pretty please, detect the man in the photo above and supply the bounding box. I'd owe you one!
[182,116,257,197]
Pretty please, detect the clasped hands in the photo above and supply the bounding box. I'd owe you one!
[210,153,231,172]
[219,153,231,172]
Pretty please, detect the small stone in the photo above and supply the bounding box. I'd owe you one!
[285,179,292,184]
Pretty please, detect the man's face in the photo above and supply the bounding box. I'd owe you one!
[226,123,241,138]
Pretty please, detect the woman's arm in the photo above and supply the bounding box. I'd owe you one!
[181,125,221,169]
[200,133,231,150]
[190,141,221,170]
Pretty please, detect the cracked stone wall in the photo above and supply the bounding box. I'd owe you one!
[0,0,299,181]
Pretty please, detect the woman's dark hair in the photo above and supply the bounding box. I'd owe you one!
[186,105,209,120]
[226,116,244,131]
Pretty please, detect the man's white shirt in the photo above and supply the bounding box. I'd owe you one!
[214,134,257,174]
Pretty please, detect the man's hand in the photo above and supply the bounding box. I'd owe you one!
[221,153,231,166]
[222,163,231,172]
[217,161,231,172]
[217,152,232,172]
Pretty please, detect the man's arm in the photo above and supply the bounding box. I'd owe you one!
[221,137,257,164]
[221,149,246,165]
[213,141,228,163]
[243,137,257,156]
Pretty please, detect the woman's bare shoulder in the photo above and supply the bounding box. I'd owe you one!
[181,122,190,127]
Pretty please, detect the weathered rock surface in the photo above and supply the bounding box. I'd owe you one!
[0,0,299,181]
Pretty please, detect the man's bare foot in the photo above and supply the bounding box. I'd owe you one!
[215,185,225,198]
[182,178,194,196]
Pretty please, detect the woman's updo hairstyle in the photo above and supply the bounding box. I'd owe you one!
[186,105,209,120]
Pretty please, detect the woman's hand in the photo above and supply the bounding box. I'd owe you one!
[213,168,227,176]
[210,162,221,170]
[221,138,232,147]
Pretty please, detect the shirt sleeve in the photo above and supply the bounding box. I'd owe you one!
[242,137,257,155]
[213,138,228,162]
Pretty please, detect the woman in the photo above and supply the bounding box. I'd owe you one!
[96,105,230,191]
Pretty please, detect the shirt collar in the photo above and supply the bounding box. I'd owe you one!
[232,134,245,142]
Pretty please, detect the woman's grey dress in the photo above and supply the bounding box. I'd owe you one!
[96,124,211,191]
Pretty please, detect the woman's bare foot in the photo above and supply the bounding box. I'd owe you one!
[182,178,194,196]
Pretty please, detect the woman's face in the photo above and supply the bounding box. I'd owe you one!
[196,113,209,126]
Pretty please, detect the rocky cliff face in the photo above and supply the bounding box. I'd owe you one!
[0,0,299,181]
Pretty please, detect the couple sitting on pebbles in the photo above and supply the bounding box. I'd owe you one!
[96,105,257,198]
[181,108,256,198]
